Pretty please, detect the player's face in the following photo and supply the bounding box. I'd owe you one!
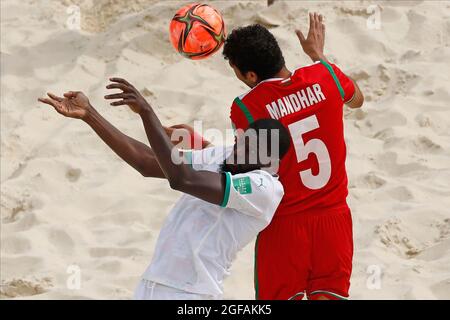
[229,62,259,88]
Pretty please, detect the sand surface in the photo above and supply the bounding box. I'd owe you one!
[1,0,449,299]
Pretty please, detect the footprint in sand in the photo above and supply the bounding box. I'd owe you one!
[95,260,122,274]
[382,135,443,154]
[65,167,82,182]
[400,50,421,62]
[377,216,450,260]
[373,152,428,176]
[373,127,396,141]
[356,172,387,190]
[373,111,407,130]
[430,277,450,299]
[415,238,450,262]
[415,113,449,136]
[1,235,32,254]
[338,6,372,18]
[434,218,450,241]
[359,111,407,136]
[0,189,42,225]
[0,278,53,298]
[7,212,40,233]
[344,107,367,121]
[358,65,419,102]
[385,186,414,202]
[411,136,443,154]
[48,229,75,255]
[374,218,422,258]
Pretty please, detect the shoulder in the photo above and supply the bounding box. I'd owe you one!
[222,169,283,223]
[237,77,284,101]
[224,169,283,223]
[291,60,325,78]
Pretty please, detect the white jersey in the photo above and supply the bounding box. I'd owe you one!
[141,146,284,297]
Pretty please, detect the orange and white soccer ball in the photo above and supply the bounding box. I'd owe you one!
[169,3,226,60]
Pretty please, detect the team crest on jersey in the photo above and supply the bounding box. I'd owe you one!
[232,176,252,194]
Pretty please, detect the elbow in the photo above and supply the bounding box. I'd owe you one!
[168,173,196,192]
[352,99,364,109]
[137,164,153,177]
[137,156,159,178]
[351,84,365,108]
[140,171,152,178]
[357,98,365,108]
[356,93,365,108]
[168,176,186,191]
[347,94,364,109]
[168,167,194,191]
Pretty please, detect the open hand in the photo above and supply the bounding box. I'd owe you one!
[38,91,91,119]
[296,12,326,62]
[105,78,150,114]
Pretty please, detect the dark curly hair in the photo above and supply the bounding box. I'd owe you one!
[222,24,285,81]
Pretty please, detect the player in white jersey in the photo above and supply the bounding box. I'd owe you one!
[38,78,291,300]
[134,142,285,299]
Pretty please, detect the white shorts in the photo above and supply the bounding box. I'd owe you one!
[133,279,221,300]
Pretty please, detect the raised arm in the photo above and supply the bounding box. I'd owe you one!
[38,92,165,178]
[105,78,226,205]
[296,12,364,108]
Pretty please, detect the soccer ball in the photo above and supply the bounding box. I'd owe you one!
[169,3,226,60]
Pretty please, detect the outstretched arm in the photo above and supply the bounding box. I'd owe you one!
[38,92,164,178]
[105,78,226,205]
[296,12,364,108]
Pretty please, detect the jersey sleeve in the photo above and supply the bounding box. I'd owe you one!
[220,170,284,223]
[330,63,356,103]
[230,99,248,131]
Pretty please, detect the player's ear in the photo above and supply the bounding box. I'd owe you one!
[245,71,259,86]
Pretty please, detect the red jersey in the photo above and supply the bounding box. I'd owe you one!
[230,60,355,216]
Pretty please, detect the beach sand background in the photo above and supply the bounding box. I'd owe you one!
[1,0,449,299]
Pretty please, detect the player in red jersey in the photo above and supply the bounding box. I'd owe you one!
[222,13,364,300]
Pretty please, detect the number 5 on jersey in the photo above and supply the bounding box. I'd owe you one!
[288,115,331,190]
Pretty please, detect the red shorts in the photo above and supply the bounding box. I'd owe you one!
[254,207,353,300]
